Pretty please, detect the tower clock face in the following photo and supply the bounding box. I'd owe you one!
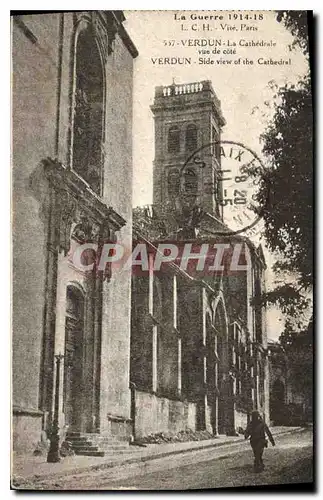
[180,140,266,237]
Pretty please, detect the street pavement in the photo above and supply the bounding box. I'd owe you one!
[14,428,313,490]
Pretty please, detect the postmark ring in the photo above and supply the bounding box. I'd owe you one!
[179,140,268,237]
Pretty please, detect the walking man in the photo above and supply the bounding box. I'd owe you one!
[245,410,275,472]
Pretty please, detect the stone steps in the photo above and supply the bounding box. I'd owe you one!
[71,443,99,451]
[64,432,133,457]
[74,450,105,457]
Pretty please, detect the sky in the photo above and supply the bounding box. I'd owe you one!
[123,10,310,340]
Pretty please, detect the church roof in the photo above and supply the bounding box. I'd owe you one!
[132,204,266,269]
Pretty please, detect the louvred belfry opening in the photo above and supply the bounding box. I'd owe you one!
[168,126,180,154]
[185,124,197,152]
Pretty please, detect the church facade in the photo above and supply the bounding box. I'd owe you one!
[131,81,270,438]
[12,11,138,453]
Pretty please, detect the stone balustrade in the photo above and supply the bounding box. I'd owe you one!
[162,81,204,97]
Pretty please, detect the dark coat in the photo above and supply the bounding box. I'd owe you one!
[244,420,275,446]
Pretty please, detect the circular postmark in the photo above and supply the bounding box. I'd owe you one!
[179,140,267,237]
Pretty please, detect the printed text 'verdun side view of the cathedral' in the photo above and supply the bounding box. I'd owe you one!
[12,11,269,455]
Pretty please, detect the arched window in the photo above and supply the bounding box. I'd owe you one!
[72,27,104,195]
[167,169,180,197]
[66,285,84,321]
[168,126,180,154]
[185,124,197,152]
[183,167,198,196]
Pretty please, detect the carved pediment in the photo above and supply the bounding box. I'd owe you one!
[39,158,126,266]
[71,218,101,244]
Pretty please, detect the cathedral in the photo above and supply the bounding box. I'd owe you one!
[131,80,270,438]
[12,11,269,456]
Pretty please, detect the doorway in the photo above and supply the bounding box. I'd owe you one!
[63,285,85,431]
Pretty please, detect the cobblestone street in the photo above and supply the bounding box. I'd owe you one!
[13,428,313,490]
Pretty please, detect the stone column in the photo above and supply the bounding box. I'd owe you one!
[91,273,103,432]
[263,354,270,423]
[201,288,212,432]
[246,246,256,410]
[255,350,260,410]
[220,322,235,436]
[173,275,182,397]
[78,270,101,433]
[149,252,157,393]
[250,342,256,409]
[40,187,59,429]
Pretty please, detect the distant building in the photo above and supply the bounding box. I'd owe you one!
[267,341,288,424]
[12,11,138,453]
[268,340,312,425]
[131,81,270,438]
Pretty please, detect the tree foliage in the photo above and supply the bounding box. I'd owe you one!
[259,75,313,290]
[277,10,310,55]
[252,11,313,322]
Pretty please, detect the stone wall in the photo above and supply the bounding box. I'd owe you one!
[12,12,137,451]
[12,410,43,454]
[12,13,61,452]
[99,29,135,432]
[134,391,197,438]
[234,410,248,432]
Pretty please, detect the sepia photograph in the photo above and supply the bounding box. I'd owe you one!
[11,9,314,491]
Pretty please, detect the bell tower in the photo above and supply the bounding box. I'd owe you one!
[151,80,226,218]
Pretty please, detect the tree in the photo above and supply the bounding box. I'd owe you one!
[276,10,310,55]
[252,11,313,322]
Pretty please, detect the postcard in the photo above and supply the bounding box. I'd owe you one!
[11,10,313,491]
